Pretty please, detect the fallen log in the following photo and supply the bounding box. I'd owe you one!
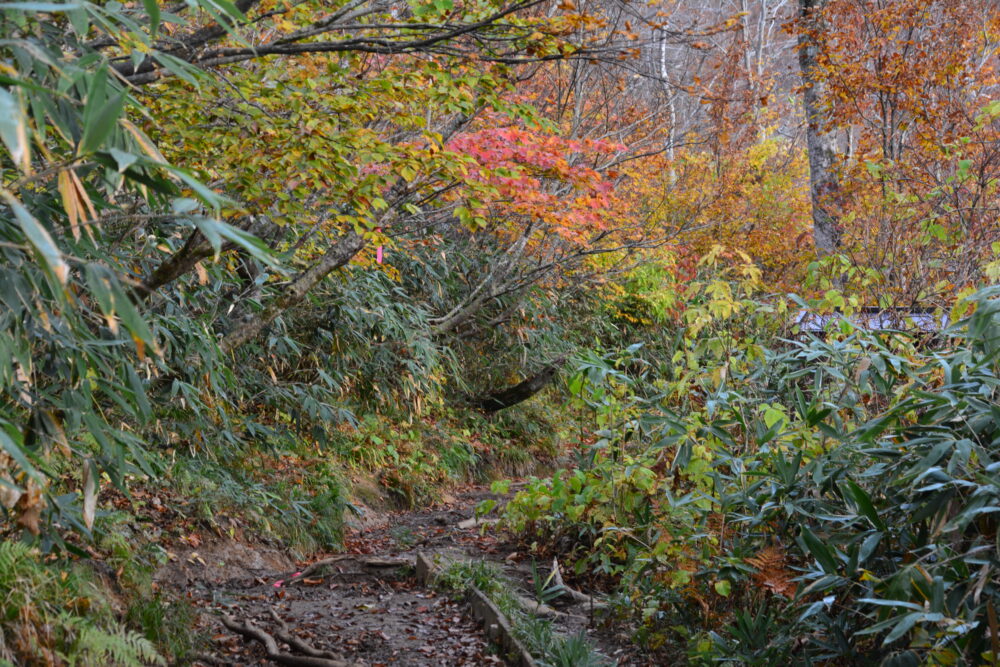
[475,357,567,414]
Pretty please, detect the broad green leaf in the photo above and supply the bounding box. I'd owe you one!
[800,526,839,575]
[109,148,138,173]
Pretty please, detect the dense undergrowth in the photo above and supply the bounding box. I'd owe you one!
[1,0,997,663]
[499,262,1000,665]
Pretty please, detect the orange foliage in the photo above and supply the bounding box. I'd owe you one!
[620,137,812,291]
[810,0,1000,304]
[745,545,797,599]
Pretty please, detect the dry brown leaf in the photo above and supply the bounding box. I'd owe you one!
[745,545,796,598]
[195,261,209,285]
[15,482,44,535]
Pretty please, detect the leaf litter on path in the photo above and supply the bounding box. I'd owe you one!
[183,483,641,665]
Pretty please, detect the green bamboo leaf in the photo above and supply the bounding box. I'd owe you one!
[126,366,152,422]
[205,0,246,22]
[109,148,138,173]
[110,282,156,350]
[79,91,125,155]
[857,531,882,564]
[0,88,30,172]
[0,1,80,9]
[1,189,69,286]
[84,264,115,316]
[151,51,206,87]
[843,480,887,531]
[0,421,42,483]
[800,526,839,575]
[215,221,282,269]
[164,165,226,208]
[858,598,924,612]
[192,216,222,257]
[882,612,924,645]
[143,0,159,34]
[81,64,108,126]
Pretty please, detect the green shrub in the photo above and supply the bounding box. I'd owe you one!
[502,284,1000,664]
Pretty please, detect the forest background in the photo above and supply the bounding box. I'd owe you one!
[0,0,998,664]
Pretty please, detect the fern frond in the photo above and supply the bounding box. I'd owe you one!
[64,616,165,666]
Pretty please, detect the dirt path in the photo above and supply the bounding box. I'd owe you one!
[167,484,641,666]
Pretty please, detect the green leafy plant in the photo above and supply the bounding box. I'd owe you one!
[0,542,164,665]
[502,280,1000,664]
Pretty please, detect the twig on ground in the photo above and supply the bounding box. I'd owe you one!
[284,555,355,585]
[457,517,499,530]
[284,555,408,586]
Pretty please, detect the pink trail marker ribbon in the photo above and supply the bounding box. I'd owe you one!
[274,571,302,588]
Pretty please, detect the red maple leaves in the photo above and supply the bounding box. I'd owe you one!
[447,123,622,243]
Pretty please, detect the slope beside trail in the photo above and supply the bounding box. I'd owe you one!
[158,484,644,666]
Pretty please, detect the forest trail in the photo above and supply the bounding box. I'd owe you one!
[160,485,638,666]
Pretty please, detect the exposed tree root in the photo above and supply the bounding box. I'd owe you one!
[220,613,350,667]
[549,558,607,608]
[269,608,346,661]
[192,652,227,666]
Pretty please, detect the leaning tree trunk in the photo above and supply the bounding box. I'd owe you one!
[475,357,566,413]
[797,0,842,256]
[219,231,365,353]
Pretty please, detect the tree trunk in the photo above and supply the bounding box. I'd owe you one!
[139,230,217,296]
[219,231,365,353]
[797,0,842,256]
[429,226,531,336]
[475,357,566,413]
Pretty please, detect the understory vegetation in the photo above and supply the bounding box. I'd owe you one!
[501,269,1000,665]
[0,0,998,664]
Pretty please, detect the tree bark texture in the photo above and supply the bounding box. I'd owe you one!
[797,0,842,256]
